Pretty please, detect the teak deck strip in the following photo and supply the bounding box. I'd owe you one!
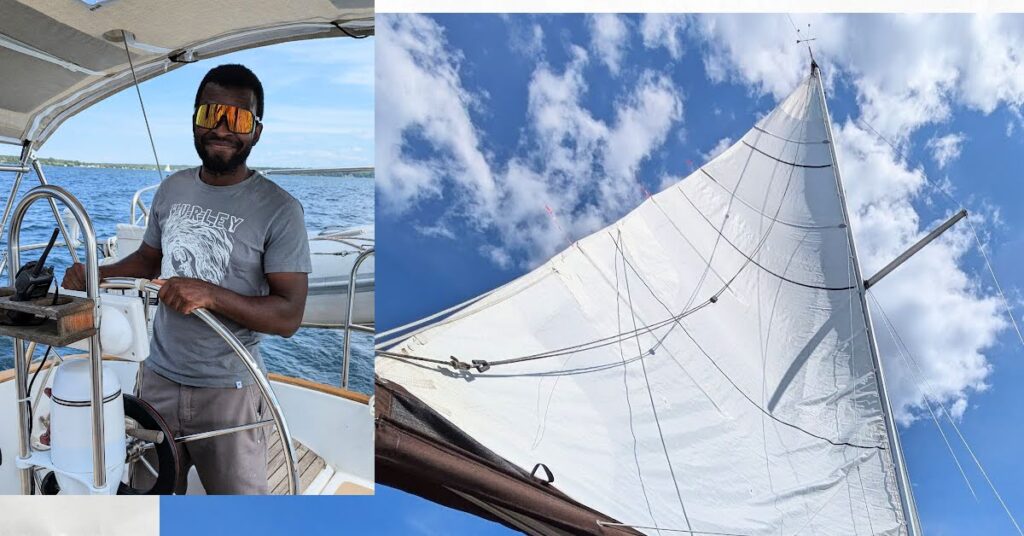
[266,427,326,495]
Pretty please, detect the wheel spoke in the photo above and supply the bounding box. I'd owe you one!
[139,456,158,478]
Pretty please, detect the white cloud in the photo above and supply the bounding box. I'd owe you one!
[603,72,683,197]
[694,14,1024,140]
[509,21,545,58]
[1007,106,1023,138]
[378,15,683,267]
[588,14,629,75]
[949,397,969,420]
[480,244,513,269]
[701,136,733,162]
[836,123,1003,424]
[926,132,966,169]
[689,14,1021,426]
[501,53,683,264]
[415,222,456,239]
[641,14,689,59]
[658,173,682,192]
[376,14,498,215]
[694,14,827,101]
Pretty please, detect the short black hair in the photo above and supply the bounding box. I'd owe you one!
[194,64,264,119]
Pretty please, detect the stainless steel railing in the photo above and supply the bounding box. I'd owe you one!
[9,184,103,493]
[342,247,373,389]
[129,183,159,227]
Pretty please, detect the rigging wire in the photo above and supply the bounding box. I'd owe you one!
[699,167,843,230]
[611,235,883,451]
[855,115,1024,348]
[646,100,815,357]
[380,94,833,368]
[676,178,855,292]
[382,120,844,376]
[868,290,1023,535]
[618,230,694,533]
[614,240,662,536]
[784,14,801,38]
[121,30,165,181]
[377,296,715,368]
[868,293,978,500]
[844,199,878,534]
[799,28,1022,527]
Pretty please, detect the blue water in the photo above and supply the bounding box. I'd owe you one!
[0,166,374,395]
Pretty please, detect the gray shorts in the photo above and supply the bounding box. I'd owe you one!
[133,364,268,494]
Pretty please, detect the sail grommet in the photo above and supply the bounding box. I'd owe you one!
[531,463,554,484]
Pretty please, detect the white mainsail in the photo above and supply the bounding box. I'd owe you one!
[378,68,909,535]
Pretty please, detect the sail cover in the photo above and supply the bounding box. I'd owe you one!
[0,0,372,148]
[377,69,909,535]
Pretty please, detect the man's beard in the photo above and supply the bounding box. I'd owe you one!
[194,133,252,174]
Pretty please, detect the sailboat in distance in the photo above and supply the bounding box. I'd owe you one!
[377,62,925,535]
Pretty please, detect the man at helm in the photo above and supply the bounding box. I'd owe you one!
[63,64,310,494]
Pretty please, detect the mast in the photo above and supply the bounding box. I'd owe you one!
[811,61,923,535]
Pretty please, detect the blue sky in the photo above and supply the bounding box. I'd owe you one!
[160,487,509,535]
[0,36,374,169]
[377,14,1024,535]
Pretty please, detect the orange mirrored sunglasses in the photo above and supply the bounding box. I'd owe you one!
[193,103,259,134]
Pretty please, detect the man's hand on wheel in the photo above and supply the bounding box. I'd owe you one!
[61,262,86,291]
[153,277,217,315]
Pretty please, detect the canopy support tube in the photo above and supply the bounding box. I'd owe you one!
[813,64,922,535]
[865,209,967,289]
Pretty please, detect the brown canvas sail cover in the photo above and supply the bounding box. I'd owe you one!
[376,378,641,535]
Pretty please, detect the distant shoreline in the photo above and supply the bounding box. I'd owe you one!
[0,156,374,178]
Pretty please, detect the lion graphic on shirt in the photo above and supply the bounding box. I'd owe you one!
[160,210,233,284]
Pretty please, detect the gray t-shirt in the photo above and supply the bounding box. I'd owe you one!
[142,167,312,388]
